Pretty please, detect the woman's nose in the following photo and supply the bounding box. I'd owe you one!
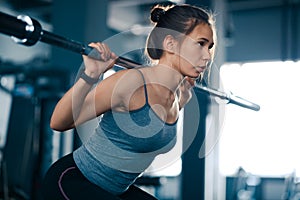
[202,48,211,61]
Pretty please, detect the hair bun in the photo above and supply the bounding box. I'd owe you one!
[151,7,165,23]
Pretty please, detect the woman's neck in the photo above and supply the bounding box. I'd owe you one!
[151,62,184,92]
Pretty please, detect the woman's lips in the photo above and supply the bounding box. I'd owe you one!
[195,66,206,73]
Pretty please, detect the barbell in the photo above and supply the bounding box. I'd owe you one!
[0,11,260,111]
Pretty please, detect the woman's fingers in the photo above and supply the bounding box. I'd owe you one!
[88,42,111,61]
[184,77,195,87]
[86,42,118,63]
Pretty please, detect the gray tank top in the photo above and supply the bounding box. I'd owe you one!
[73,69,177,195]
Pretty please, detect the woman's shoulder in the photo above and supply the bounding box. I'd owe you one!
[103,67,147,94]
[109,67,147,82]
[102,67,149,111]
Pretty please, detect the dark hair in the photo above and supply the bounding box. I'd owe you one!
[146,4,215,60]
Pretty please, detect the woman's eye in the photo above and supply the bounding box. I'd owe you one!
[198,41,205,46]
[198,41,214,50]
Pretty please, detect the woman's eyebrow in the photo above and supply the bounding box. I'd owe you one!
[198,38,209,42]
[197,37,214,45]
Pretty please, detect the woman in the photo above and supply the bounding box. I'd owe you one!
[42,3,215,200]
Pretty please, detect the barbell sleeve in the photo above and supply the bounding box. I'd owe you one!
[195,85,260,111]
[0,11,141,69]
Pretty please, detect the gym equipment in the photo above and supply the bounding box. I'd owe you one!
[0,11,260,111]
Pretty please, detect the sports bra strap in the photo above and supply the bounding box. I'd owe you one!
[134,69,149,104]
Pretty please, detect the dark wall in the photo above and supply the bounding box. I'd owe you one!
[226,3,300,62]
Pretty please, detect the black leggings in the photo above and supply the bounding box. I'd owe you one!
[41,153,157,200]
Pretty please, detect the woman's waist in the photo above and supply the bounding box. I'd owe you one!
[73,146,142,195]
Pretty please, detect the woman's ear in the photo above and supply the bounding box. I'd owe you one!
[163,35,178,54]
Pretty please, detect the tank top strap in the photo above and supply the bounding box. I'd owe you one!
[134,69,149,104]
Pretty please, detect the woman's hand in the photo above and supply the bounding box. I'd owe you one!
[82,42,117,79]
[178,76,195,109]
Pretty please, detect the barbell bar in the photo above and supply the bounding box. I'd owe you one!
[0,11,260,111]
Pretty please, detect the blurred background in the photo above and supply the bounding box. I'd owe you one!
[0,0,299,199]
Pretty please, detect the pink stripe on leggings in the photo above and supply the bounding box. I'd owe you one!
[58,166,76,200]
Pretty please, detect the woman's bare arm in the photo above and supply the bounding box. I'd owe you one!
[50,42,117,131]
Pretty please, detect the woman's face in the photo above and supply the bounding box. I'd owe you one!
[176,23,214,78]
